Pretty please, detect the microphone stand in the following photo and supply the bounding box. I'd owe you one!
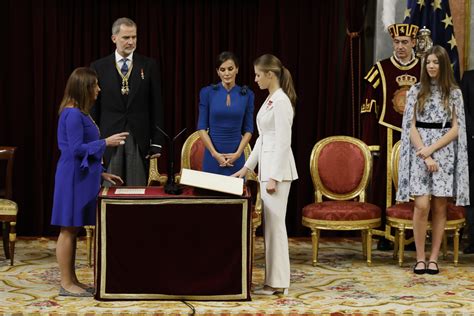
[154,126,187,195]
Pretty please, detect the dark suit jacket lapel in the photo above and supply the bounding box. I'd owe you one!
[127,55,143,107]
[106,54,122,98]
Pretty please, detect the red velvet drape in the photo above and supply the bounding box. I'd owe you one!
[0,0,367,236]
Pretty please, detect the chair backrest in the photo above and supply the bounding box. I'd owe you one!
[390,140,402,192]
[0,147,16,199]
[181,131,206,171]
[310,136,372,203]
[147,131,255,185]
[179,130,257,180]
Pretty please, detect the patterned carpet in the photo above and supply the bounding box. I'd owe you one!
[1,237,474,315]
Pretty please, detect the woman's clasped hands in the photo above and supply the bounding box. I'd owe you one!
[214,152,240,167]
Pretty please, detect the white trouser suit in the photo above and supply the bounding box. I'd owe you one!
[245,88,298,288]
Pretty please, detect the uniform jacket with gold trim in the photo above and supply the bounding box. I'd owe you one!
[361,56,421,145]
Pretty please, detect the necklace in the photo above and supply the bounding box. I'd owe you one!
[115,62,133,95]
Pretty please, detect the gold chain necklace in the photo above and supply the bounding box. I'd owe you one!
[115,62,133,95]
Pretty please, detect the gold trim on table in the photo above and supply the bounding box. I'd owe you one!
[99,198,249,300]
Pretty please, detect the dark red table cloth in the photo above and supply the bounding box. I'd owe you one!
[95,186,251,300]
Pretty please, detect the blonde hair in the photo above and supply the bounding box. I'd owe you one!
[58,67,98,114]
[416,45,458,115]
[253,54,297,106]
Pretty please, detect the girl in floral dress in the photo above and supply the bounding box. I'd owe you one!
[397,45,469,275]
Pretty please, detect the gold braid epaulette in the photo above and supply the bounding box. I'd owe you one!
[364,66,380,89]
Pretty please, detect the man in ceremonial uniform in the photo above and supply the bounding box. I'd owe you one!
[361,23,421,250]
[91,17,164,186]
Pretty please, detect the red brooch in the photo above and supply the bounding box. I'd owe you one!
[266,100,273,109]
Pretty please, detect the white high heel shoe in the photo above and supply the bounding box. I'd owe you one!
[253,286,289,295]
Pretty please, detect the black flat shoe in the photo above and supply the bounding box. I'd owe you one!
[426,261,439,275]
[413,260,426,275]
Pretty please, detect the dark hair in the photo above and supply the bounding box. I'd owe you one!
[254,54,297,106]
[417,45,458,115]
[215,51,239,69]
[58,67,98,114]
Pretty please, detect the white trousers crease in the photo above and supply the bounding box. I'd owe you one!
[260,180,291,288]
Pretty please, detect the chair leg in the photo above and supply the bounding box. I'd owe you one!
[311,228,320,266]
[398,228,405,267]
[251,224,257,270]
[393,229,399,260]
[453,228,460,266]
[85,226,94,268]
[2,222,10,259]
[442,232,447,260]
[366,229,373,266]
[361,230,367,258]
[9,222,16,266]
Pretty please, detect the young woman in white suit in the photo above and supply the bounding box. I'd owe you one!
[233,54,298,295]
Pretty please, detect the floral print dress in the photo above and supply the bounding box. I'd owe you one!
[396,82,470,205]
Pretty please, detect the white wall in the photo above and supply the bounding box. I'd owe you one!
[374,1,406,62]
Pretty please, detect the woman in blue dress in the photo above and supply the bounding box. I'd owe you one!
[197,51,254,175]
[51,67,128,297]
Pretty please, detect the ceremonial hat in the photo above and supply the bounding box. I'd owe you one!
[388,23,419,38]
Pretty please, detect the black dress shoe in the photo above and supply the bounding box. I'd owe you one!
[413,261,426,275]
[377,238,394,251]
[463,244,474,254]
[426,261,439,275]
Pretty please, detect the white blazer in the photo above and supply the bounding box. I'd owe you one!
[245,88,298,182]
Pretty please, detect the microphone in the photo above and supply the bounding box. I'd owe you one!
[154,125,187,194]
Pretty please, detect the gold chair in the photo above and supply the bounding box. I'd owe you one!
[301,136,382,266]
[178,131,262,260]
[0,146,18,265]
[84,225,94,267]
[385,140,466,266]
[147,156,168,186]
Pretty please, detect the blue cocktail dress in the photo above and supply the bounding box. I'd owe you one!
[197,83,254,175]
[51,108,106,227]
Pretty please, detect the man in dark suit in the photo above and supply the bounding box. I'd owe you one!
[91,17,164,186]
[461,70,474,253]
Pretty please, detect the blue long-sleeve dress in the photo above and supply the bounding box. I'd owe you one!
[197,83,254,175]
[51,108,106,227]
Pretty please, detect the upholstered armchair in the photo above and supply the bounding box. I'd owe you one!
[385,140,465,266]
[0,146,18,265]
[302,136,382,266]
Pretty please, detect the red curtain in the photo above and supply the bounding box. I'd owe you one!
[0,0,367,236]
[342,0,369,138]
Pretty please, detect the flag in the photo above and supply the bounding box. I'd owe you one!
[403,0,460,81]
